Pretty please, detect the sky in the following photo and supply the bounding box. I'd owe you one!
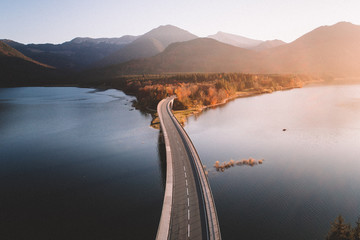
[1,0,360,44]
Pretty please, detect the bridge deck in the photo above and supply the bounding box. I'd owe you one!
[156,96,221,240]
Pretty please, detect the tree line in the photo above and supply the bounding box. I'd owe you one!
[327,215,360,240]
[109,73,320,110]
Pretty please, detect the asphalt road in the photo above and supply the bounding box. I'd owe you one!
[157,96,221,240]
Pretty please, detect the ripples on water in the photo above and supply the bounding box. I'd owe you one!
[1,85,360,239]
[0,87,164,239]
[185,84,360,240]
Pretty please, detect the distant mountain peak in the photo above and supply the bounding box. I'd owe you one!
[252,39,286,51]
[69,35,138,45]
[328,21,360,31]
[143,24,198,39]
[95,24,198,67]
[332,21,354,27]
[292,21,360,45]
[155,24,180,29]
[315,21,358,32]
[207,31,263,49]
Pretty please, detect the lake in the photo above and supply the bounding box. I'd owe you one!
[0,87,164,239]
[185,83,360,240]
[1,85,359,239]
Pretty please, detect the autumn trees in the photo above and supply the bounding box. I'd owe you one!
[117,73,317,111]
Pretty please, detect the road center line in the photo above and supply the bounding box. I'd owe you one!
[188,209,190,220]
[185,179,188,186]
[187,197,190,207]
[184,172,187,178]
[186,188,189,196]
[188,224,190,238]
[183,166,186,171]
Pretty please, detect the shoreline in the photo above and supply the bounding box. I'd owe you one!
[150,85,308,129]
[1,77,326,130]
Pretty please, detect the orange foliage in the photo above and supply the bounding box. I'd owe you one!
[166,86,174,95]
[123,73,317,110]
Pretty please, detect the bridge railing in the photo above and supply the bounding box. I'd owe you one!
[165,96,221,240]
[155,98,174,240]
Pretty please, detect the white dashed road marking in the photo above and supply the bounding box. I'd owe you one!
[183,165,191,238]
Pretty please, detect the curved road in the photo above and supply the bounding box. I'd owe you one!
[156,96,221,240]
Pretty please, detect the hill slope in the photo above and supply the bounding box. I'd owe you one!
[0,41,60,87]
[252,39,286,51]
[96,25,198,67]
[0,40,50,67]
[207,31,263,48]
[88,38,257,78]
[258,21,360,76]
[2,35,137,70]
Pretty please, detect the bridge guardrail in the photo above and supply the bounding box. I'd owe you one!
[163,96,221,240]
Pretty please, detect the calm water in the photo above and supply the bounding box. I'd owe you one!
[1,85,360,240]
[0,87,164,239]
[185,84,360,240]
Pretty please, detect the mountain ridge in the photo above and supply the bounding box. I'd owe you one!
[207,31,263,48]
[252,39,286,51]
[256,21,360,75]
[0,41,60,87]
[3,21,360,84]
[0,40,52,68]
[2,36,135,70]
[69,35,138,45]
[94,22,360,77]
[95,24,198,67]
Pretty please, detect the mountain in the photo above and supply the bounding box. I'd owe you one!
[2,35,137,70]
[70,35,138,45]
[96,25,198,67]
[4,21,360,85]
[207,31,263,49]
[87,38,257,77]
[208,32,286,51]
[257,21,360,76]
[252,39,286,51]
[98,22,360,77]
[1,40,36,61]
[0,41,59,87]
[0,40,53,68]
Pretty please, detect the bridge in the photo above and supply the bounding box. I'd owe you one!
[156,96,221,240]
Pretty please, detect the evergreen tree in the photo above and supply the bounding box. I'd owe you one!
[353,217,360,240]
[327,215,352,240]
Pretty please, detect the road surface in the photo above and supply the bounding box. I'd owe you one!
[156,96,221,240]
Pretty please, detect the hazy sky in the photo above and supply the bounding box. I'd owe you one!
[1,0,360,44]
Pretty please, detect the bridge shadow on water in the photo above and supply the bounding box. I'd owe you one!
[157,129,167,191]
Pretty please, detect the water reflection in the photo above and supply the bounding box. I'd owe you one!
[0,87,163,240]
[185,84,360,240]
[157,130,167,190]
